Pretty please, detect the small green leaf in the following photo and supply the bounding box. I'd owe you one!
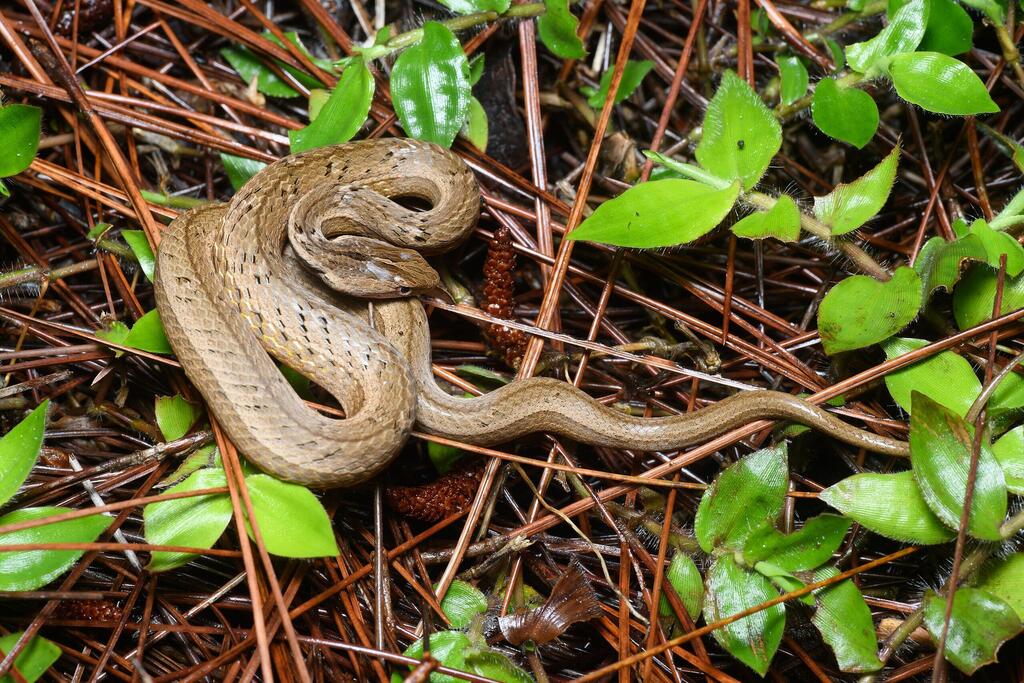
[144,468,231,572]
[0,401,48,508]
[810,567,883,673]
[953,266,1024,330]
[0,104,42,179]
[289,59,374,153]
[392,22,472,148]
[428,441,464,474]
[811,78,879,149]
[220,153,267,192]
[586,59,654,109]
[813,147,899,235]
[992,426,1024,494]
[890,0,973,55]
[95,320,129,347]
[979,124,1024,178]
[438,579,488,628]
[846,0,928,75]
[461,96,488,152]
[694,444,788,553]
[776,55,808,105]
[820,471,955,544]
[696,70,782,190]
[968,220,1024,276]
[703,555,784,676]
[538,0,586,59]
[400,630,473,683]
[568,179,739,248]
[991,362,1024,413]
[437,0,510,14]
[958,0,1005,23]
[743,514,852,572]
[155,395,201,442]
[244,474,339,557]
[220,45,303,98]
[882,338,981,416]
[659,552,703,621]
[910,392,1006,541]
[122,230,155,282]
[976,553,1024,620]
[86,222,112,241]
[889,52,998,115]
[0,507,110,591]
[914,234,989,299]
[922,588,1022,674]
[817,266,922,355]
[124,310,174,354]
[0,632,61,683]
[467,55,485,86]
[464,651,533,683]
[732,194,800,241]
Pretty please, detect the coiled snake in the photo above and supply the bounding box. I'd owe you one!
[154,139,908,488]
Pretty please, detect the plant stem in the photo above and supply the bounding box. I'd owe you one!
[992,19,1024,90]
[378,3,546,54]
[0,259,99,289]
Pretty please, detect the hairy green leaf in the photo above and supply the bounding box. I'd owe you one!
[586,59,653,108]
[743,514,851,572]
[155,395,202,442]
[811,567,883,673]
[811,78,879,149]
[882,338,981,416]
[914,234,988,299]
[439,579,488,628]
[889,52,998,115]
[813,147,899,235]
[953,267,1024,330]
[846,0,928,75]
[776,55,808,105]
[992,426,1024,494]
[976,553,1024,619]
[817,266,922,354]
[732,194,800,241]
[659,552,703,621]
[922,588,1022,674]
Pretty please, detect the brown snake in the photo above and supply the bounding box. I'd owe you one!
[154,138,909,488]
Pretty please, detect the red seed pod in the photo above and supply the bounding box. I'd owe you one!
[384,460,484,522]
[481,226,527,368]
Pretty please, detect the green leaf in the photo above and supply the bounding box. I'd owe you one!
[820,471,955,544]
[976,553,1024,620]
[888,52,998,115]
[776,55,808,105]
[308,89,329,121]
[890,0,973,55]
[95,320,129,347]
[124,310,174,354]
[991,362,1024,413]
[155,395,201,442]
[968,220,1024,276]
[0,104,42,179]
[0,401,48,508]
[914,234,989,299]
[586,59,654,109]
[220,45,303,98]
[810,567,883,673]
[817,266,922,355]
[289,59,375,153]
[953,266,1024,330]
[0,507,110,591]
[910,392,1006,540]
[659,552,703,620]
[122,230,155,282]
[0,632,61,683]
[922,588,1022,674]
[428,441,464,474]
[813,147,899,235]
[464,651,533,683]
[696,70,782,190]
[731,194,800,241]
[437,0,510,14]
[461,96,488,152]
[244,474,338,557]
[220,153,267,192]
[467,55,485,86]
[144,468,231,572]
[743,514,852,572]
[992,426,1024,494]
[811,78,879,149]
[392,22,472,148]
[438,579,488,628]
[567,179,739,248]
[86,222,112,241]
[400,630,473,683]
[703,555,784,676]
[882,338,981,416]
[846,0,928,75]
[979,124,1024,178]
[694,444,788,553]
[958,0,1005,23]
[538,0,586,59]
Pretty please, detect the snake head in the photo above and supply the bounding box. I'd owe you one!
[315,237,443,299]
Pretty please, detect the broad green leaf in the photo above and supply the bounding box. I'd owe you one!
[538,0,586,59]
[392,22,471,148]
[694,444,788,552]
[0,507,110,591]
[437,0,510,14]
[958,0,1005,23]
[910,392,1006,540]
[846,0,928,75]
[969,219,1024,276]
[567,179,740,248]
[95,320,129,347]
[464,651,533,683]
[991,364,1024,413]
[0,104,42,179]
[155,395,202,442]
[696,70,782,190]
[124,310,174,354]
[703,555,784,676]
[889,52,998,115]
[220,153,267,191]
[755,562,813,605]
[144,468,231,572]
[731,194,800,241]
[121,230,155,282]
[461,96,488,152]
[159,444,217,488]
[399,630,473,683]
[976,553,1024,619]
[220,45,303,98]
[308,88,329,120]
[743,514,851,572]
[0,401,47,508]
[586,59,654,109]
[992,426,1024,494]
[659,552,703,620]
[811,567,883,673]
[0,632,60,683]
[289,59,374,152]
[244,474,338,557]
[882,338,981,416]
[438,579,488,628]
[813,147,899,235]
[776,55,808,105]
[811,78,879,149]
[820,471,955,544]
[817,266,922,355]
[914,234,988,299]
[922,588,1022,674]
[953,266,1024,330]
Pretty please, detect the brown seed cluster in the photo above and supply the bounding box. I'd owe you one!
[481,226,528,368]
[384,460,484,522]
[54,599,122,623]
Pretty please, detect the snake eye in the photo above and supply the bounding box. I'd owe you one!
[399,286,412,295]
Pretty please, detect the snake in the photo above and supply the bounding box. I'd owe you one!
[154,138,909,488]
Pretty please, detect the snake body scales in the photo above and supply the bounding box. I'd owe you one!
[154,138,909,488]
